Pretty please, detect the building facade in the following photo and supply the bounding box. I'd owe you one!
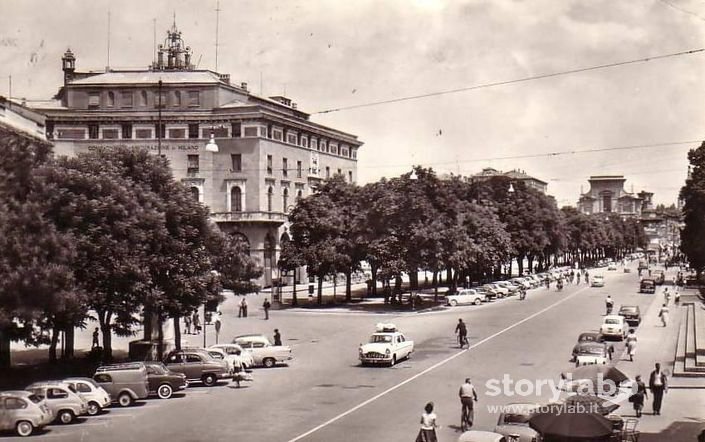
[29,24,362,287]
[577,176,644,217]
[469,167,548,194]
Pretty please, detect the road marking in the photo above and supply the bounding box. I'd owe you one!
[286,285,587,442]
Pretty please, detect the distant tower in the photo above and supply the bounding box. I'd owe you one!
[151,18,193,71]
[61,48,76,85]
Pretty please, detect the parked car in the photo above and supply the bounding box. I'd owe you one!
[359,323,414,366]
[509,278,532,290]
[571,332,605,361]
[446,289,487,306]
[495,281,521,295]
[640,279,656,294]
[232,335,294,368]
[480,284,503,299]
[209,344,255,369]
[493,402,540,442]
[651,270,665,285]
[61,377,111,416]
[0,391,53,437]
[458,430,508,442]
[143,362,187,399]
[485,283,510,297]
[607,262,617,271]
[163,349,230,386]
[600,315,627,341]
[94,362,150,407]
[574,342,609,366]
[618,305,641,326]
[591,275,605,287]
[24,382,87,424]
[473,287,495,301]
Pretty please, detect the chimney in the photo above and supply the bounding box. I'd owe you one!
[292,102,297,109]
[241,82,248,91]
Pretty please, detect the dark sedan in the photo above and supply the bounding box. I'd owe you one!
[618,305,641,326]
[143,361,188,399]
[571,332,604,362]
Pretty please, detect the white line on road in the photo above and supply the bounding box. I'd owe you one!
[286,287,587,442]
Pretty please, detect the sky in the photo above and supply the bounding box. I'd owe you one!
[1,0,704,207]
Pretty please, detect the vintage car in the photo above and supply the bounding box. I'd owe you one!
[458,430,509,442]
[639,279,656,294]
[163,349,230,385]
[446,289,487,306]
[591,275,605,287]
[651,270,665,285]
[600,315,627,341]
[574,342,609,366]
[618,305,641,326]
[359,323,414,366]
[607,262,617,271]
[571,332,604,361]
[94,362,150,406]
[232,334,293,368]
[493,402,540,442]
[0,391,53,437]
[24,382,88,424]
[142,361,188,399]
[209,344,255,369]
[61,377,111,416]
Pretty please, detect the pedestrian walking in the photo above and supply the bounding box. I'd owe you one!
[192,311,201,334]
[263,298,271,320]
[240,297,248,318]
[91,328,100,349]
[459,378,478,431]
[658,304,669,327]
[584,271,589,284]
[184,314,192,335]
[607,344,615,361]
[663,287,670,305]
[214,315,222,344]
[273,329,282,346]
[455,318,468,348]
[630,375,647,417]
[626,329,637,361]
[605,295,614,315]
[648,363,668,415]
[674,289,680,305]
[415,402,439,442]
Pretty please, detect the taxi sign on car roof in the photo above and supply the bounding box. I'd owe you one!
[375,323,397,332]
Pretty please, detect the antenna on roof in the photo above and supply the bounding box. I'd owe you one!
[196,54,202,69]
[106,9,111,71]
[153,18,157,66]
[215,0,221,71]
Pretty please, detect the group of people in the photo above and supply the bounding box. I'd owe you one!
[238,296,273,320]
[631,363,668,417]
[415,378,478,442]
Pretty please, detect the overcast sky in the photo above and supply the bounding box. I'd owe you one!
[2,0,704,206]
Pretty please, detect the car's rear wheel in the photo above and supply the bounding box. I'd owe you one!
[117,392,133,407]
[263,358,276,368]
[15,421,34,437]
[202,373,217,387]
[450,300,458,307]
[157,383,173,399]
[58,409,74,424]
[473,298,482,306]
[87,401,101,416]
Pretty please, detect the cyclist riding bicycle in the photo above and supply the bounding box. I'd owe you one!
[455,318,468,348]
[459,378,478,431]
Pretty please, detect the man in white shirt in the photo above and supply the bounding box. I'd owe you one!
[648,362,668,415]
[459,378,478,431]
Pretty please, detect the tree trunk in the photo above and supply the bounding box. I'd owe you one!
[143,305,153,341]
[317,275,323,305]
[49,326,59,363]
[0,328,10,368]
[527,256,534,274]
[292,277,298,306]
[516,255,523,276]
[64,326,75,359]
[98,311,113,363]
[345,270,352,302]
[174,316,182,351]
[156,315,164,361]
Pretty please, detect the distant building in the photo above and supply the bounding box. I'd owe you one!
[469,167,548,194]
[0,96,47,141]
[577,176,645,217]
[26,22,363,288]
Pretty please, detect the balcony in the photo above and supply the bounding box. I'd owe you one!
[210,211,288,224]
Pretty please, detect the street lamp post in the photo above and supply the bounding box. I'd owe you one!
[157,80,163,156]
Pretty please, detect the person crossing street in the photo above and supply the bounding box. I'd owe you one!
[455,319,468,349]
[459,378,478,431]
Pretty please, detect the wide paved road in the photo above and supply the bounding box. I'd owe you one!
[24,266,656,442]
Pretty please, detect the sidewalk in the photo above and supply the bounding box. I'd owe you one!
[614,268,705,440]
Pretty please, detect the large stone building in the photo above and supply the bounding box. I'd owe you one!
[27,23,362,287]
[469,167,548,194]
[577,175,649,217]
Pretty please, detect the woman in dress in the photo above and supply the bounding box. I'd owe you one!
[625,329,637,362]
[632,375,648,417]
[416,402,439,442]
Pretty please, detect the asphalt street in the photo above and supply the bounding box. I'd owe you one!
[9,265,664,441]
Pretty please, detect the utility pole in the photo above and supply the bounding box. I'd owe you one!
[215,0,221,71]
[157,80,163,156]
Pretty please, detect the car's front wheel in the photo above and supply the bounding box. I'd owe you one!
[473,298,482,306]
[390,355,397,367]
[58,409,74,424]
[157,383,173,399]
[262,358,276,368]
[202,373,217,387]
[15,421,34,437]
[450,300,458,307]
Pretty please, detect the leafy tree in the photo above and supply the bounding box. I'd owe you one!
[680,141,705,276]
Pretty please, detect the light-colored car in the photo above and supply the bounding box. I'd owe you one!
[458,430,508,442]
[509,278,532,290]
[61,377,111,416]
[25,382,88,424]
[483,283,509,298]
[574,342,609,366]
[495,281,521,295]
[591,275,605,287]
[209,344,255,369]
[232,334,293,368]
[447,289,486,306]
[0,391,53,437]
[607,262,617,271]
[493,402,540,442]
[94,362,150,406]
[600,315,627,340]
[359,324,414,366]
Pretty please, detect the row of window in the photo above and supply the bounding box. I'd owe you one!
[265,154,352,181]
[187,184,304,214]
[88,90,200,109]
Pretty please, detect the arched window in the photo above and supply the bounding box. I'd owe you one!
[296,189,303,201]
[267,187,273,212]
[190,186,200,201]
[173,91,181,107]
[139,90,148,107]
[282,188,289,213]
[107,91,115,107]
[231,186,242,212]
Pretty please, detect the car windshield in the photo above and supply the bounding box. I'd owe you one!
[578,346,604,355]
[370,335,393,343]
[620,307,637,313]
[502,413,531,424]
[605,319,620,325]
[579,334,598,342]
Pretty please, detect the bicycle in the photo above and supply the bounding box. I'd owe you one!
[460,400,474,431]
[457,333,469,349]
